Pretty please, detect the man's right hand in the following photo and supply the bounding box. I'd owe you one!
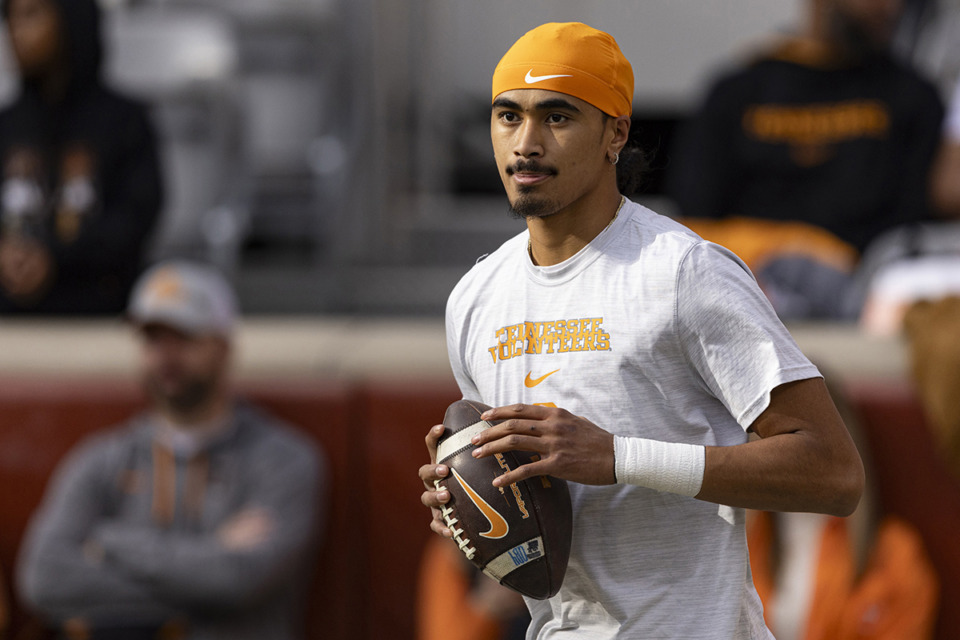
[0,237,53,301]
[217,508,276,551]
[419,424,453,538]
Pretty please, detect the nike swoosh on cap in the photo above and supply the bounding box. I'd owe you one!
[452,468,510,539]
[525,69,573,84]
[525,369,560,388]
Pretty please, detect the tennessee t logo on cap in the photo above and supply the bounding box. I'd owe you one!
[145,268,185,302]
[492,22,634,117]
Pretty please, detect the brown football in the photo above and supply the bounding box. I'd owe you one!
[435,399,572,600]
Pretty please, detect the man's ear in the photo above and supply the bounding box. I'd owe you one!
[608,115,630,154]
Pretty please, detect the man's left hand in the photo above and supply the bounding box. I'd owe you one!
[217,508,275,551]
[471,404,616,486]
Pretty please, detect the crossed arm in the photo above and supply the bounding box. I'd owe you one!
[18,436,323,622]
[419,376,864,537]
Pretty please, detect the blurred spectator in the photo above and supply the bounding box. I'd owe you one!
[893,0,960,98]
[851,74,960,335]
[0,0,163,315]
[852,224,960,336]
[931,75,960,217]
[15,260,326,640]
[666,0,945,320]
[417,536,530,640]
[903,296,960,478]
[747,373,939,640]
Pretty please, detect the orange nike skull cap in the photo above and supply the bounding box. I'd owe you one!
[492,22,634,117]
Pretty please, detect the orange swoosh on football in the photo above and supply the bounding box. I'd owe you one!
[524,369,560,388]
[451,468,509,539]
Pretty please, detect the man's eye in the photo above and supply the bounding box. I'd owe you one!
[546,113,567,124]
[499,112,519,123]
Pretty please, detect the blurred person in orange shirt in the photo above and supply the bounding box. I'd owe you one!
[417,536,530,640]
[747,375,938,640]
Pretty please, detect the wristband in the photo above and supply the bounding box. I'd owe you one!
[613,435,705,497]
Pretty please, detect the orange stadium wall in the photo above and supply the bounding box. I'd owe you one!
[1,376,958,640]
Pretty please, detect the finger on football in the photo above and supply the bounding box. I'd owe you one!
[480,403,549,422]
[419,462,449,489]
[472,432,542,458]
[430,514,453,538]
[492,458,550,488]
[424,424,445,462]
[421,483,450,508]
[470,419,540,451]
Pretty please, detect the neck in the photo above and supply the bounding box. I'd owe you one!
[804,0,830,43]
[25,68,71,104]
[527,185,623,267]
[159,389,232,430]
[801,0,874,62]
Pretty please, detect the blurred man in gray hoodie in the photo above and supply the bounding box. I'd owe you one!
[16,260,326,640]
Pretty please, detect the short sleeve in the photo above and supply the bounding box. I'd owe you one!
[676,241,821,428]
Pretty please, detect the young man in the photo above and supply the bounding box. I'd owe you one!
[419,22,864,639]
[16,261,325,640]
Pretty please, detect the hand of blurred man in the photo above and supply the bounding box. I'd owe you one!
[0,237,53,301]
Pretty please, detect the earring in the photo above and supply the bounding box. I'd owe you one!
[609,152,619,165]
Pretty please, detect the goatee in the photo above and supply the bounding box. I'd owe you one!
[506,160,559,219]
[144,375,218,417]
[508,191,559,219]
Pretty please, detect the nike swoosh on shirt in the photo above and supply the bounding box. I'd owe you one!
[524,369,560,388]
[452,468,509,539]
[525,69,573,84]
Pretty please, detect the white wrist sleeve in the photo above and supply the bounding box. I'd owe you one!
[613,435,705,497]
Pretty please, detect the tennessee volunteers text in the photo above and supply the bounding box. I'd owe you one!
[742,100,890,146]
[488,318,610,363]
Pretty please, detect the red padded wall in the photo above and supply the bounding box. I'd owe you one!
[3,376,957,640]
[358,380,461,640]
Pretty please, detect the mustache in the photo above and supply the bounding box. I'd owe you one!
[506,160,558,176]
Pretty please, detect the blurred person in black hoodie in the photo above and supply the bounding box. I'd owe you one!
[0,0,163,315]
[665,0,944,321]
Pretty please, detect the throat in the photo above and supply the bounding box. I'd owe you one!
[527,196,624,266]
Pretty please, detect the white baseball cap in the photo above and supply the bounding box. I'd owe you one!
[127,260,237,336]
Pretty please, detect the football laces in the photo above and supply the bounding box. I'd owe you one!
[435,480,476,560]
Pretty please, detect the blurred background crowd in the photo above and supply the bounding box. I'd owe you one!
[2,0,960,639]
[3,0,957,320]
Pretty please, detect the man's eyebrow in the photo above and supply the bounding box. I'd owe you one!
[535,98,582,113]
[492,97,521,111]
[491,96,582,113]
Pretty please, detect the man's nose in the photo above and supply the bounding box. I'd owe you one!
[514,119,544,158]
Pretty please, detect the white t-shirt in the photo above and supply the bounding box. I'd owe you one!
[445,199,820,639]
